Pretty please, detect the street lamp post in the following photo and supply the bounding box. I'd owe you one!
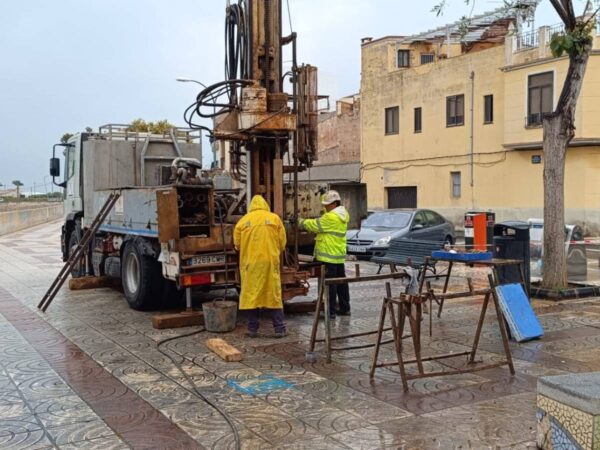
[176,77,208,89]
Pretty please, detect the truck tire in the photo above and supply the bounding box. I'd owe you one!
[121,240,162,311]
[68,221,86,278]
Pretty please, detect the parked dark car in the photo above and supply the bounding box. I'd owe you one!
[346,209,455,257]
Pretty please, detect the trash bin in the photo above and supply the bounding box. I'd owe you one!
[493,221,530,296]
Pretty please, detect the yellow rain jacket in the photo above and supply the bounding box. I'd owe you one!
[233,195,287,310]
[300,205,349,264]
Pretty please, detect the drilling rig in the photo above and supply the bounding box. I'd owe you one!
[185,0,321,300]
[42,0,322,315]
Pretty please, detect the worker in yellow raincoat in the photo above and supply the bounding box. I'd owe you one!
[234,195,287,338]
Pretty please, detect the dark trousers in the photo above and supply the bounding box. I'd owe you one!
[324,262,350,314]
[246,309,286,333]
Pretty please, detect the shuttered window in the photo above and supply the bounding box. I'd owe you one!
[446,95,464,127]
[385,106,399,135]
[528,72,553,126]
[484,95,493,124]
[397,50,410,68]
[414,107,422,133]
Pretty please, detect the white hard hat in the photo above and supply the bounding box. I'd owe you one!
[321,190,341,206]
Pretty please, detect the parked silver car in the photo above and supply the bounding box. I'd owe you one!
[528,218,587,281]
[346,209,455,256]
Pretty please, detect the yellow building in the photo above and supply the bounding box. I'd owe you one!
[360,8,600,233]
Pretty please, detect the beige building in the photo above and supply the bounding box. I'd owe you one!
[360,7,600,232]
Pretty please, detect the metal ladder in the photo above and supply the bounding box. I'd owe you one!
[38,191,121,312]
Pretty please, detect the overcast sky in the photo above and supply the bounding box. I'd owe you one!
[0,0,561,191]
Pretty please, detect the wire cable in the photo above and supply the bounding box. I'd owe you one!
[156,329,241,450]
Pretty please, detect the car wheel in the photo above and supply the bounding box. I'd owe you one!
[68,221,86,278]
[121,240,162,311]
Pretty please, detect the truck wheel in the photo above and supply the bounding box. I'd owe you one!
[121,240,161,311]
[68,222,86,278]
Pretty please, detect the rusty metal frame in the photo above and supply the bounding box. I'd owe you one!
[308,265,409,363]
[370,260,523,392]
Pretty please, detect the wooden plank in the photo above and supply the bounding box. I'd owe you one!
[152,311,204,329]
[206,338,243,362]
[69,276,121,291]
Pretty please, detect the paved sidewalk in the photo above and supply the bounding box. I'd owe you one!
[2,220,600,449]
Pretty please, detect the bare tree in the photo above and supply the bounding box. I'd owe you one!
[435,0,597,289]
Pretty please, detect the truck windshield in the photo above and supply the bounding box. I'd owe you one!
[362,212,411,229]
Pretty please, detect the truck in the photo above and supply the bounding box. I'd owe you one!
[50,124,240,310]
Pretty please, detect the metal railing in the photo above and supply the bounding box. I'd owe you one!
[515,29,539,52]
[97,123,201,143]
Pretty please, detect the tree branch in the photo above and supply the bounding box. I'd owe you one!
[549,0,571,27]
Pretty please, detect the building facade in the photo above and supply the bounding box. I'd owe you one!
[360,10,600,233]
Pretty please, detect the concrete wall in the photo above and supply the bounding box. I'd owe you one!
[0,204,64,236]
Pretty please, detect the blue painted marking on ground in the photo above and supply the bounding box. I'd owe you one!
[227,375,294,395]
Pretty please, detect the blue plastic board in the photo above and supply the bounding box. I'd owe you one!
[431,250,492,261]
[495,283,544,342]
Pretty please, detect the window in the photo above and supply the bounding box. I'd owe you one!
[451,172,461,198]
[65,145,76,180]
[420,53,435,65]
[412,211,427,228]
[528,71,553,126]
[484,95,494,124]
[387,186,417,208]
[414,107,422,133]
[424,210,444,226]
[397,50,410,68]
[385,106,399,135]
[446,95,464,126]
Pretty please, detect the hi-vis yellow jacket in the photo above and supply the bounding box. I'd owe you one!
[300,206,349,264]
[233,196,286,310]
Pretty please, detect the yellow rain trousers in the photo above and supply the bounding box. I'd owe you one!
[233,195,287,310]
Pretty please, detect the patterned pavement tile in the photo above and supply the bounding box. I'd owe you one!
[250,418,322,446]
[328,425,407,449]
[0,401,29,419]
[36,404,98,428]
[58,435,130,450]
[0,429,54,450]
[45,419,116,446]
[0,414,43,437]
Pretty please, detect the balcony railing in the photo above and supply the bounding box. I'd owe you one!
[515,29,539,52]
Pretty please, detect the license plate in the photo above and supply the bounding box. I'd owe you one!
[188,254,226,266]
[348,245,367,253]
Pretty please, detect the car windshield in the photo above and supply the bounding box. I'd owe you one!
[362,212,411,229]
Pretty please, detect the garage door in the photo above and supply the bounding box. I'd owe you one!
[387,187,417,208]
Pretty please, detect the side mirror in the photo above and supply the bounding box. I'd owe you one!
[50,158,60,177]
[412,223,424,230]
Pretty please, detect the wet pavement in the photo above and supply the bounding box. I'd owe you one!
[2,221,600,449]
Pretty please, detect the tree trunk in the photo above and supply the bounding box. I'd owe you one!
[541,46,590,289]
[542,116,568,289]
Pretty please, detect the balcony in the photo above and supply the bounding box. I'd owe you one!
[506,21,599,66]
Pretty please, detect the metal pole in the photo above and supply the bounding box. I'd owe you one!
[186,288,192,312]
[246,147,252,201]
[469,71,475,209]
